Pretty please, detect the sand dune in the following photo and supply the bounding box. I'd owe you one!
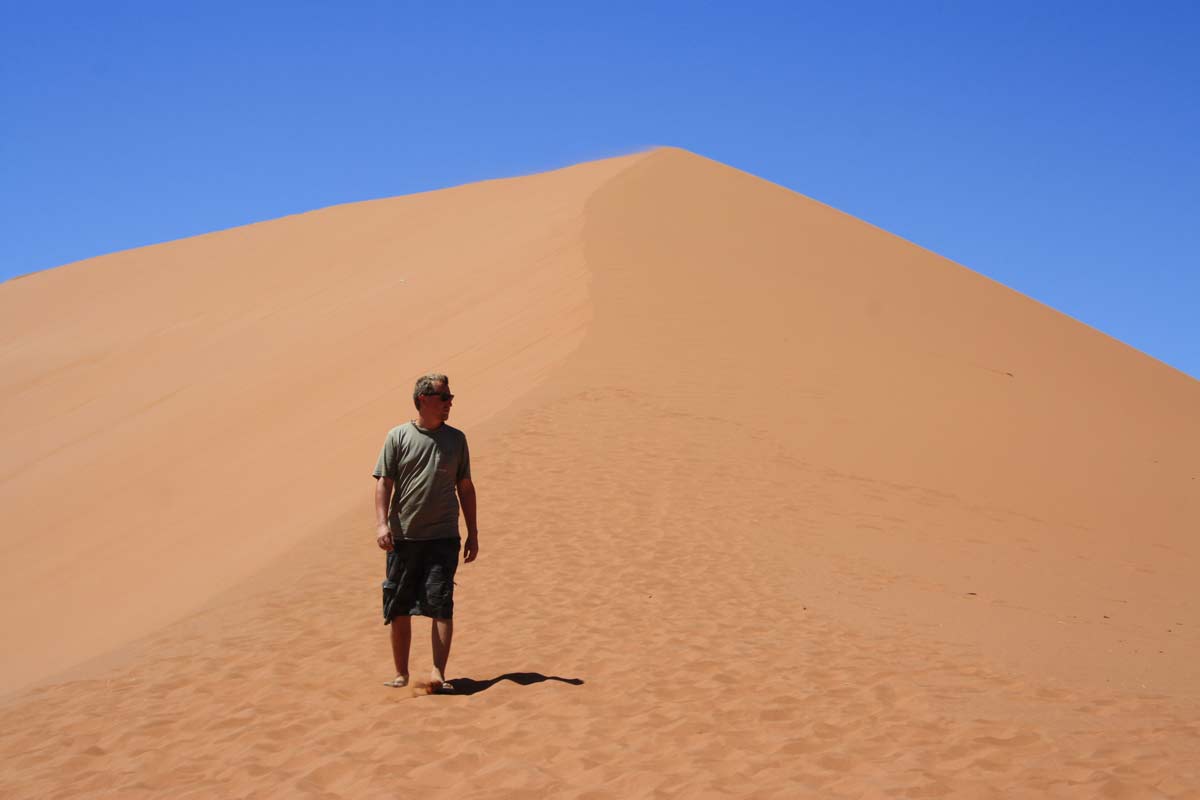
[1,148,1197,797]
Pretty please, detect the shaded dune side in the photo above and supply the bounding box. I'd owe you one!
[575,148,1199,530]
[0,151,649,692]
[556,147,1199,693]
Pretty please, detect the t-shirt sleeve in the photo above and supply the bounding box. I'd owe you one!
[457,434,472,482]
[373,431,398,479]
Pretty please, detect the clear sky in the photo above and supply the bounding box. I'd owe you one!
[3,2,1197,379]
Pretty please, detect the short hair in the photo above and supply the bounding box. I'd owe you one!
[413,373,450,410]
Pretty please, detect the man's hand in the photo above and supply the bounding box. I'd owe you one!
[463,534,479,563]
[376,523,394,551]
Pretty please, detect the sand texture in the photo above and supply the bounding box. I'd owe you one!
[2,148,1198,797]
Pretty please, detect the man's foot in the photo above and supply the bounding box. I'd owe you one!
[429,668,453,694]
[383,675,410,688]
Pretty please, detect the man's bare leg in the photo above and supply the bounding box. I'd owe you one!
[388,616,412,686]
[430,618,453,688]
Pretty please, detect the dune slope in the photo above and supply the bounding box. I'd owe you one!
[0,151,640,692]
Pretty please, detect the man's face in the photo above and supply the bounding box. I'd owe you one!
[420,381,454,421]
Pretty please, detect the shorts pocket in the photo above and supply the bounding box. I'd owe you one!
[382,579,399,622]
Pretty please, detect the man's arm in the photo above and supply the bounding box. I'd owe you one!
[457,477,478,563]
[375,476,395,550]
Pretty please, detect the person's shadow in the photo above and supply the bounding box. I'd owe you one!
[449,672,583,696]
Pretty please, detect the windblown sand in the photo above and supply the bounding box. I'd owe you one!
[2,148,1197,797]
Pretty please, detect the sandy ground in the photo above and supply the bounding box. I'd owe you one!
[1,148,1197,797]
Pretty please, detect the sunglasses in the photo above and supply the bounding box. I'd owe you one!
[422,391,454,402]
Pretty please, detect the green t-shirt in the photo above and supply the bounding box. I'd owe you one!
[373,421,471,541]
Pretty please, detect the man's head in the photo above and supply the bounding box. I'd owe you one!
[413,372,453,424]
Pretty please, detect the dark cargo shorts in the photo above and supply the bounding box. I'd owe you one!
[382,537,460,622]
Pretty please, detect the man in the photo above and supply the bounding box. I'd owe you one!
[373,373,478,693]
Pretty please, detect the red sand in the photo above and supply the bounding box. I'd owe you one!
[2,148,1197,797]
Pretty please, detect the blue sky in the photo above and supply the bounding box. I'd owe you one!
[3,1,1197,378]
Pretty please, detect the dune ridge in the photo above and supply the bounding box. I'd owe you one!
[1,148,1197,797]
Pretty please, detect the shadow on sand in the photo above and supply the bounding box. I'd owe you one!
[449,672,584,696]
